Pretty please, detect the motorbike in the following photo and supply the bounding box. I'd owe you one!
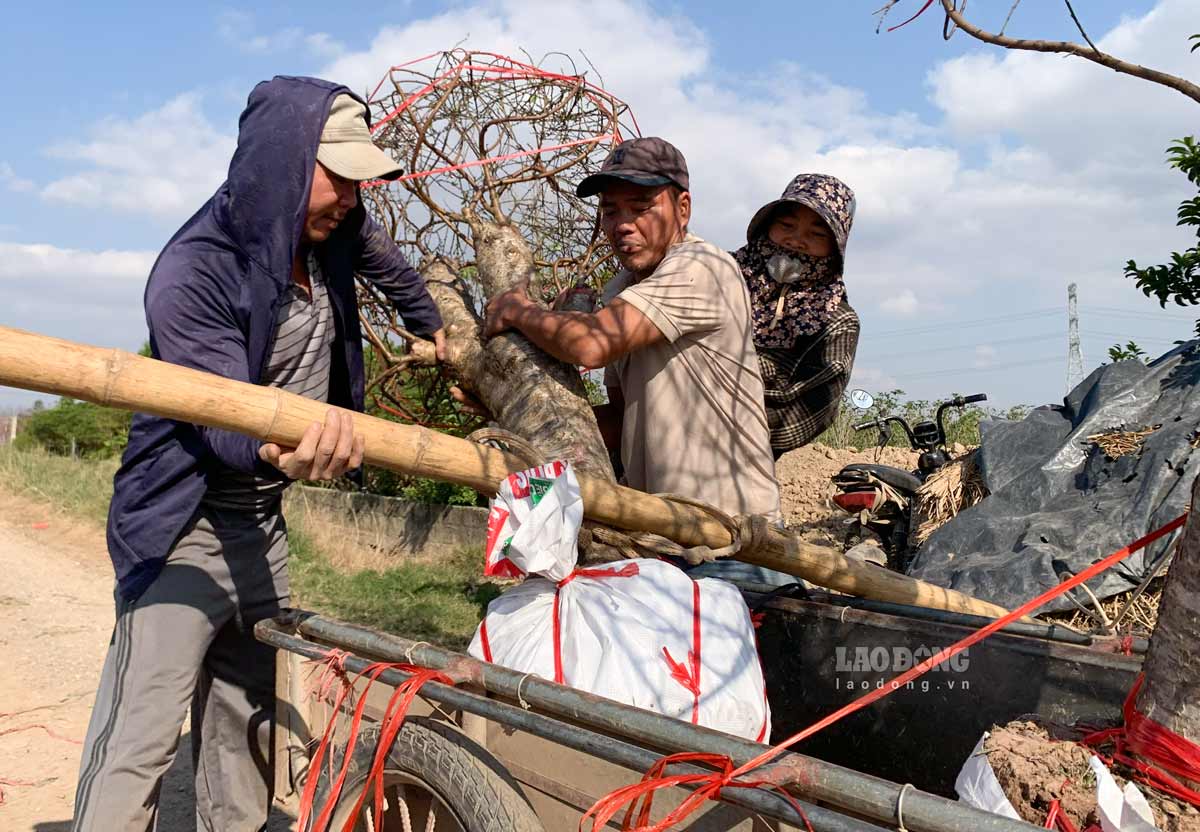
[830,391,987,571]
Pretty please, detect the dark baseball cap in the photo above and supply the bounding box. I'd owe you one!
[576,137,690,198]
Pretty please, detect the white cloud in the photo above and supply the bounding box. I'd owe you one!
[320,0,706,100]
[315,0,962,267]
[0,241,154,284]
[0,241,155,362]
[0,162,34,193]
[881,289,920,318]
[40,94,235,223]
[304,33,346,59]
[0,241,154,312]
[217,10,345,58]
[0,242,155,409]
[16,0,1194,409]
[308,0,1199,408]
[929,0,1197,158]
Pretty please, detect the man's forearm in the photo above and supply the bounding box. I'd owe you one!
[508,304,610,368]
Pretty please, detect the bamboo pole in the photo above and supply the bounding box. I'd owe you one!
[0,325,1011,618]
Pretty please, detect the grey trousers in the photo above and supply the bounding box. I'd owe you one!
[73,503,289,832]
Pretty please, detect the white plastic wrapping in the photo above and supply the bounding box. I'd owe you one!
[471,462,771,742]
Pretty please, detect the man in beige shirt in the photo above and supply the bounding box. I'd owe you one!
[483,137,780,522]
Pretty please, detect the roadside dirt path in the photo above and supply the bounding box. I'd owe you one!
[0,489,111,831]
[0,488,295,831]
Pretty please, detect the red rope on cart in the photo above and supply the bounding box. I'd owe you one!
[306,649,353,707]
[297,651,455,832]
[337,667,453,831]
[1081,674,1200,808]
[298,653,361,832]
[585,752,814,832]
[581,513,1188,832]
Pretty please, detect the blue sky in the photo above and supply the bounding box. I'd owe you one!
[2,0,1198,412]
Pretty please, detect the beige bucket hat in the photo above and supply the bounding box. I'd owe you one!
[316,94,403,181]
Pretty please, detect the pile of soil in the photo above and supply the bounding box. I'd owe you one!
[985,720,1200,831]
[774,443,920,546]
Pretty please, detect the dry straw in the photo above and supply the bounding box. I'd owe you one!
[1044,582,1164,636]
[1086,425,1161,460]
[910,451,988,547]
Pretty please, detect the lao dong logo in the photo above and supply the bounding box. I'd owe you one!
[834,645,970,693]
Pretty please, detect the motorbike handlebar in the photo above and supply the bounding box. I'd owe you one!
[853,393,988,446]
[853,416,920,448]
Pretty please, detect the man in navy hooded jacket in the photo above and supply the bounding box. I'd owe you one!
[72,77,445,831]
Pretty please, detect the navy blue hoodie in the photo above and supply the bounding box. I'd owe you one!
[107,76,443,600]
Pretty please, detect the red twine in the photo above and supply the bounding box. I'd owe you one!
[1082,673,1200,808]
[580,514,1189,831]
[359,51,639,190]
[552,564,640,684]
[0,723,81,744]
[297,651,453,832]
[886,0,937,32]
[661,581,703,725]
[0,712,81,806]
[0,777,37,806]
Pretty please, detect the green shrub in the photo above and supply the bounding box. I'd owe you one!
[817,389,1028,450]
[395,475,481,506]
[14,398,131,459]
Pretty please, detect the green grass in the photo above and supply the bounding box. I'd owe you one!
[0,443,495,649]
[0,443,118,523]
[287,528,499,650]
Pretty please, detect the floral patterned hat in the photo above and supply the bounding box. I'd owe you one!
[745,173,856,264]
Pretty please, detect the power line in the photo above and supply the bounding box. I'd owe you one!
[1080,329,1184,343]
[1082,305,1198,320]
[860,330,1184,352]
[859,331,1065,358]
[895,356,1060,381]
[858,306,1193,370]
[869,308,1061,338]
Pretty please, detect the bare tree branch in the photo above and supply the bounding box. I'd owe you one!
[938,0,1200,105]
[351,50,638,426]
[873,1,903,34]
[999,0,1021,37]
[1062,0,1098,54]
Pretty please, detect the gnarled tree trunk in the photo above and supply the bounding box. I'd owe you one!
[1137,474,1200,788]
[414,218,615,483]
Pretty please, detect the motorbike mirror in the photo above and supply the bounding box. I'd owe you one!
[849,389,874,410]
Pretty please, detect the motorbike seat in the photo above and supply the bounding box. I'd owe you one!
[836,463,922,495]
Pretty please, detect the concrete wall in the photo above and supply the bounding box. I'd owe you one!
[285,485,487,560]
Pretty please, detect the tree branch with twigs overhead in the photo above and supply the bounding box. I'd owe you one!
[875,0,1200,104]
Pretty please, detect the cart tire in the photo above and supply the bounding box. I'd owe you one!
[307,717,545,832]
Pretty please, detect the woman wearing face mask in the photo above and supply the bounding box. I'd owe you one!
[735,174,860,460]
